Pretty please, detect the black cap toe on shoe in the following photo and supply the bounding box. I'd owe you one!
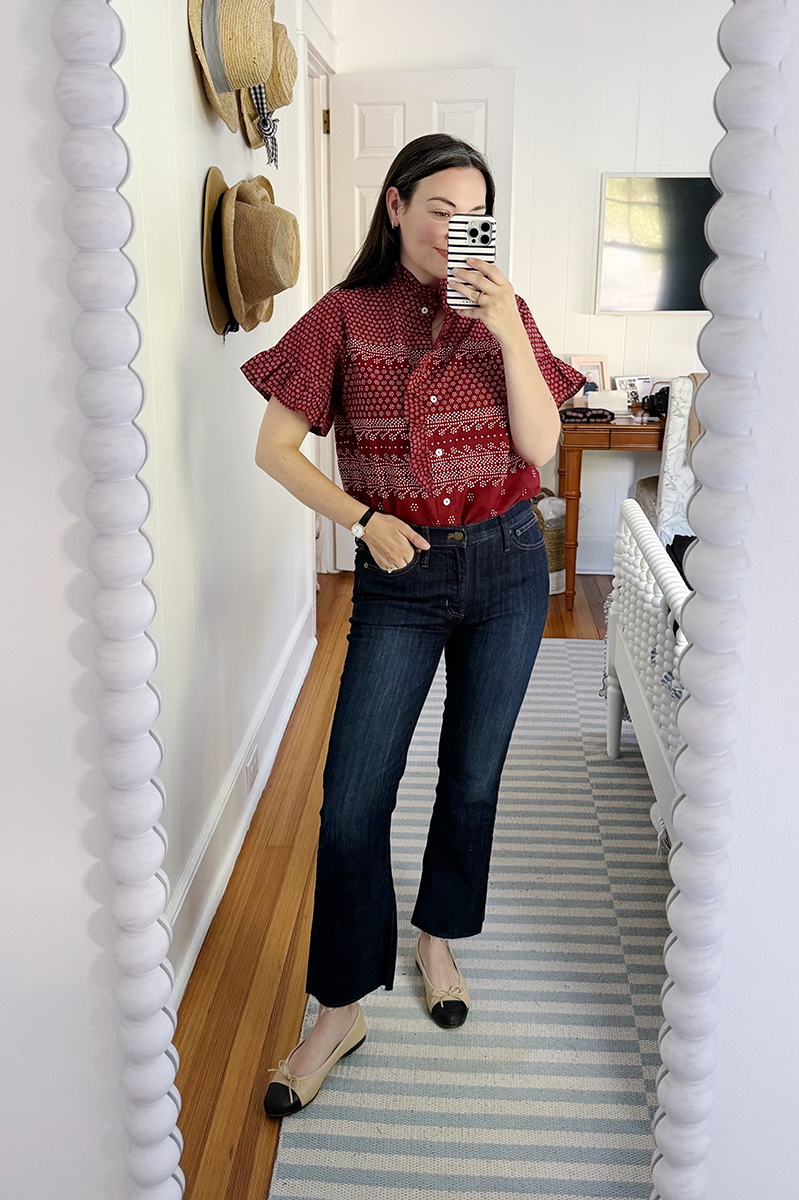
[431,999,468,1028]
[264,1081,303,1117]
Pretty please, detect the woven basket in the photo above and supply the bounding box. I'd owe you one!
[532,488,565,595]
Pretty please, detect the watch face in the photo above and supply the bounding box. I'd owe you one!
[352,523,364,538]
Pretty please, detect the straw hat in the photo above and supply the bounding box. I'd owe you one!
[264,22,298,110]
[237,23,298,147]
[188,0,274,130]
[202,168,300,335]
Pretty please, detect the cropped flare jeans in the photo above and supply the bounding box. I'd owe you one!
[306,497,550,1007]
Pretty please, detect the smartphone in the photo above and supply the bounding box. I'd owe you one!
[446,214,497,309]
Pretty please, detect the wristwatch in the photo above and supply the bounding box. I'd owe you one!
[350,508,376,539]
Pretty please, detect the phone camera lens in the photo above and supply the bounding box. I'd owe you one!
[468,228,477,238]
[481,222,491,232]
[480,234,490,244]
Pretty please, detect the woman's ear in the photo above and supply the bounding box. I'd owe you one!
[385,186,400,229]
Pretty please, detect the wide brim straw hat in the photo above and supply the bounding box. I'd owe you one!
[221,175,300,331]
[202,168,300,334]
[188,0,274,129]
[202,167,237,333]
[187,8,236,134]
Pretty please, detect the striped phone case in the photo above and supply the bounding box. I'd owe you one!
[446,214,497,309]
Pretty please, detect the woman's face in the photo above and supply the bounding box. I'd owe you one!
[386,166,487,288]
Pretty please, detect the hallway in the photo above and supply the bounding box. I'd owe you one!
[172,573,670,1199]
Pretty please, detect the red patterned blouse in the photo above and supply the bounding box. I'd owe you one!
[241,261,585,526]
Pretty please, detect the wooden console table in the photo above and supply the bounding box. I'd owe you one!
[557,414,665,610]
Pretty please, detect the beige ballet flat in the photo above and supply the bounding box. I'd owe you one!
[415,936,470,1028]
[263,1004,366,1117]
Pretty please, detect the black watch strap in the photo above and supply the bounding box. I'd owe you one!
[359,508,376,529]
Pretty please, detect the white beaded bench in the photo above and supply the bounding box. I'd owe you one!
[606,498,691,847]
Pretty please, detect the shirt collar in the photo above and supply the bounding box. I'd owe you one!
[392,259,446,304]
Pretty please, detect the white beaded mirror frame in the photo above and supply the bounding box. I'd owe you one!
[50,1,791,1198]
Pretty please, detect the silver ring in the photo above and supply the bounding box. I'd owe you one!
[386,566,396,573]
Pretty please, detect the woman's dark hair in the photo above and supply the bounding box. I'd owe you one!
[335,133,495,291]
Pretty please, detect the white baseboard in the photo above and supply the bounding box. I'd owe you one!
[575,536,616,575]
[167,598,317,1008]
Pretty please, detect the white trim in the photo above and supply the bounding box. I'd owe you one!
[167,602,316,1007]
[297,0,338,66]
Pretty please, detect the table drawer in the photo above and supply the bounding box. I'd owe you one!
[609,429,663,450]
[559,428,611,449]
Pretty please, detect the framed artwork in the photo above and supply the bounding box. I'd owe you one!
[614,375,654,404]
[569,354,610,394]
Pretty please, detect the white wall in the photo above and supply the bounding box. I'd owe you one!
[334,0,729,570]
[113,0,336,998]
[704,11,799,1196]
[0,0,128,1196]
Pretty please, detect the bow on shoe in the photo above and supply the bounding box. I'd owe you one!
[275,1058,300,1103]
[431,982,466,1003]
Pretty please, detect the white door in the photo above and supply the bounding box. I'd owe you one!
[328,67,516,570]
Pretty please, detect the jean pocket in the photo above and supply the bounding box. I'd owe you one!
[359,545,421,577]
[510,509,545,549]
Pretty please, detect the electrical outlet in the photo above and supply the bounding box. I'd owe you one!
[244,746,259,793]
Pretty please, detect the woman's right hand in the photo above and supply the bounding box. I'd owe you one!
[361,513,431,571]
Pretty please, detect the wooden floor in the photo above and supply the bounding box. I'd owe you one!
[173,572,611,1199]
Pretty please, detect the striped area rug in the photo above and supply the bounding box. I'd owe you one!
[269,639,670,1200]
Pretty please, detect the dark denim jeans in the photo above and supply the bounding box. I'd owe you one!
[306,497,550,1007]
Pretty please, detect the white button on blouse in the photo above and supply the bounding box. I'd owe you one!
[442,498,451,505]
[435,448,443,456]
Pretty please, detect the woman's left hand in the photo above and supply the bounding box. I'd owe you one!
[448,258,526,346]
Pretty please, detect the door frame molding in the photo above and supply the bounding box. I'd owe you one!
[305,41,338,573]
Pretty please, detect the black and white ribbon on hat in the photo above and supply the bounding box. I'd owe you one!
[250,84,279,167]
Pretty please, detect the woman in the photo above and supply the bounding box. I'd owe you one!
[242,134,585,1117]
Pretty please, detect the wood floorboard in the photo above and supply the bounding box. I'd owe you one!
[190,801,321,1199]
[585,574,613,637]
[543,575,608,640]
[175,571,610,1199]
[175,574,352,1195]
[231,857,317,1200]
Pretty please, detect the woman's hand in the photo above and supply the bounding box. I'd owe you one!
[447,258,525,347]
[361,513,430,571]
[448,264,561,467]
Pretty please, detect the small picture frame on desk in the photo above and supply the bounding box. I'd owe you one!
[569,354,610,394]
[614,375,653,405]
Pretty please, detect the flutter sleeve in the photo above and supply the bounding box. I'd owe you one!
[515,296,586,406]
[240,289,345,436]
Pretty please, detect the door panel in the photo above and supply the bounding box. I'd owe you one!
[328,67,516,569]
